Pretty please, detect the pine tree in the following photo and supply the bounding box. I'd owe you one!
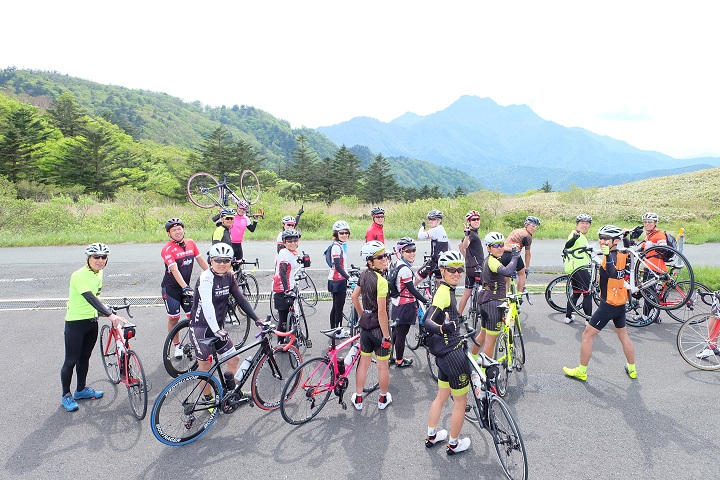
[361,154,400,203]
[48,92,86,137]
[0,104,50,182]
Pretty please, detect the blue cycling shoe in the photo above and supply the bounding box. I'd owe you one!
[62,393,79,412]
[74,387,103,400]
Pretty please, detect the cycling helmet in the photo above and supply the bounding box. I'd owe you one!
[282,215,296,226]
[575,213,592,224]
[438,251,465,268]
[465,210,481,220]
[332,220,350,232]
[597,225,624,239]
[483,232,505,246]
[236,200,249,211]
[281,229,301,241]
[395,237,416,252]
[370,207,385,217]
[86,242,110,257]
[165,217,185,232]
[220,208,236,218]
[427,209,443,220]
[361,240,386,260]
[525,216,541,226]
[642,212,659,222]
[209,242,233,259]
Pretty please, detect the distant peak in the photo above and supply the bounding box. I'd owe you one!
[389,112,423,127]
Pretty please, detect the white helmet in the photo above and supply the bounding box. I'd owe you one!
[575,213,592,223]
[483,232,505,246]
[332,220,350,232]
[438,251,465,268]
[642,212,659,222]
[209,243,233,259]
[85,242,110,257]
[597,225,623,239]
[360,240,386,260]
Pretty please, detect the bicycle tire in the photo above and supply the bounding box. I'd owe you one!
[298,274,319,307]
[344,307,359,337]
[513,323,525,368]
[239,169,261,205]
[406,316,421,351]
[363,356,380,393]
[163,319,198,377]
[280,357,334,425]
[150,372,221,446]
[625,295,661,327]
[426,347,438,381]
[489,395,529,480]
[676,314,720,371]
[634,246,694,311]
[99,324,121,384]
[251,344,303,410]
[269,293,278,322]
[565,265,600,320]
[494,331,510,397]
[125,349,148,420]
[545,274,569,313]
[187,172,221,209]
[235,271,259,310]
[665,281,712,323]
[297,300,311,347]
[226,300,251,348]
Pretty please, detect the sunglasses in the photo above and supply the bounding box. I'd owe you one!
[213,258,232,264]
[469,217,480,222]
[374,215,385,219]
[373,254,390,261]
[285,238,299,243]
[489,243,504,249]
[286,223,296,227]
[427,217,440,221]
[338,231,350,235]
[91,255,108,260]
[444,267,465,274]
[598,236,614,241]
[403,248,417,253]
[223,217,234,221]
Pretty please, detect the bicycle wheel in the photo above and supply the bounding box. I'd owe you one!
[488,395,529,480]
[344,307,359,336]
[565,266,599,320]
[280,357,334,425]
[625,295,661,327]
[298,274,319,307]
[677,314,720,371]
[635,246,694,311]
[150,372,221,446]
[239,169,261,204]
[226,300,251,348]
[235,272,259,310]
[297,301,311,347]
[494,331,510,397]
[544,274,569,313]
[125,350,148,420]
[406,319,421,351]
[665,281,712,323]
[426,347,438,381]
[99,324,121,384]
[163,319,198,377]
[251,344,303,410]
[269,293,278,322]
[513,323,525,368]
[187,172,221,209]
[363,356,380,393]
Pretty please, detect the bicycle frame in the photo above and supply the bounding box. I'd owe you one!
[296,333,363,401]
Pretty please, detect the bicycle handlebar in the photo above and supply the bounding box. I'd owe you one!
[107,298,133,318]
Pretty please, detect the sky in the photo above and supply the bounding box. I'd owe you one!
[2,1,718,158]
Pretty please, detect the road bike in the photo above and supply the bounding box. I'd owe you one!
[187,171,261,208]
[279,326,381,425]
[232,258,260,311]
[544,274,569,313]
[342,265,361,334]
[270,252,318,321]
[461,323,529,480]
[406,302,426,351]
[493,278,531,397]
[97,300,148,420]
[163,295,253,378]
[676,291,720,371]
[151,322,302,446]
[465,269,484,329]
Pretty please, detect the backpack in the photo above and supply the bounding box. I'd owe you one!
[386,262,403,298]
[324,241,340,268]
[663,232,678,262]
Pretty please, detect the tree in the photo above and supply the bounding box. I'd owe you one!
[453,186,467,198]
[540,180,553,193]
[282,134,320,199]
[48,92,86,137]
[332,145,361,197]
[0,103,51,183]
[196,126,235,176]
[360,154,400,204]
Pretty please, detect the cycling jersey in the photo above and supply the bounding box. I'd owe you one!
[160,239,202,293]
[357,269,389,318]
[327,242,347,282]
[66,265,103,321]
[424,282,462,357]
[464,229,485,271]
[190,268,256,333]
[418,225,449,259]
[229,214,256,243]
[365,222,385,243]
[641,228,668,273]
[479,254,519,303]
[506,228,533,251]
[212,225,232,245]
[564,231,589,273]
[273,247,298,293]
[391,262,417,307]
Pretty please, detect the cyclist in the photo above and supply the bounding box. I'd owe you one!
[457,210,484,317]
[564,213,593,324]
[61,243,129,412]
[503,215,540,292]
[328,220,351,333]
[563,225,637,381]
[276,206,303,252]
[351,240,392,411]
[229,200,258,261]
[417,209,450,282]
[423,251,471,455]
[212,208,235,246]
[189,243,261,399]
[470,232,520,359]
[161,218,209,358]
[632,212,669,323]
[365,206,385,243]
[390,238,430,368]
[272,229,301,335]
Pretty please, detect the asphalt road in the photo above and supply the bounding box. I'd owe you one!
[2,283,719,479]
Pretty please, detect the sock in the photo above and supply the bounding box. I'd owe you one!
[379,393,387,402]
[174,341,180,346]
[578,365,587,374]
[471,353,479,363]
[627,363,636,371]
[428,426,437,437]
[448,436,458,446]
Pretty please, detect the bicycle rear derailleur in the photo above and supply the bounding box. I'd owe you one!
[335,377,348,410]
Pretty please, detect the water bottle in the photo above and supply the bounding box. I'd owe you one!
[235,357,253,382]
[344,344,359,366]
[470,369,483,398]
[223,371,236,391]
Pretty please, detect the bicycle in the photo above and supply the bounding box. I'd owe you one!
[97,300,148,420]
[408,303,439,381]
[544,273,569,313]
[232,258,260,311]
[493,277,531,397]
[279,326,381,425]
[187,170,261,208]
[460,323,529,480]
[151,321,302,446]
[270,252,318,321]
[342,265,361,334]
[676,291,720,371]
[465,269,484,329]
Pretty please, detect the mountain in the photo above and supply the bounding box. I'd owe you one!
[318,95,717,192]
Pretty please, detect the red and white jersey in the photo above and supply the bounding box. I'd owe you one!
[161,239,201,288]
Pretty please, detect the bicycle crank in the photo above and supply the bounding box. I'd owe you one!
[221,392,249,413]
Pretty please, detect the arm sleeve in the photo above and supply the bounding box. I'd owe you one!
[230,281,260,322]
[422,305,446,335]
[403,280,428,303]
[418,227,429,239]
[332,257,350,280]
[497,256,519,277]
[80,291,112,317]
[279,262,290,291]
[565,232,580,249]
[246,218,257,232]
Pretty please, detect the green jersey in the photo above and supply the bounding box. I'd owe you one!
[65,265,103,321]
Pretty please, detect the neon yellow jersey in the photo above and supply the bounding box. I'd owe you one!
[376,271,389,299]
[65,265,103,321]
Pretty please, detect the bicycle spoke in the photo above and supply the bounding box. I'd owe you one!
[126,350,148,420]
[280,357,334,425]
[251,345,303,410]
[489,396,528,480]
[187,172,221,209]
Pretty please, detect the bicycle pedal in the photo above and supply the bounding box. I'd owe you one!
[305,340,312,348]
[341,402,347,411]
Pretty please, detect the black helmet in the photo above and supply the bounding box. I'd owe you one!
[165,218,185,232]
